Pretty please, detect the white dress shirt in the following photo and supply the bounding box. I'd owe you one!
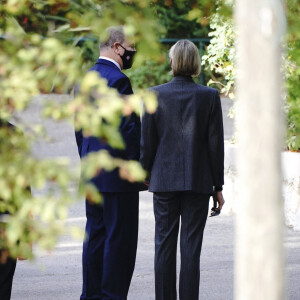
[99,56,121,71]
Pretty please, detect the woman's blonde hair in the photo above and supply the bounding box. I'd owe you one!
[169,39,201,77]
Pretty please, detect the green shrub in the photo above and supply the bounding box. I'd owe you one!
[125,52,172,90]
[202,11,299,151]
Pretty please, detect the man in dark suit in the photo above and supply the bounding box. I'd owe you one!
[75,27,146,300]
[140,40,225,300]
[0,252,16,300]
[0,220,17,300]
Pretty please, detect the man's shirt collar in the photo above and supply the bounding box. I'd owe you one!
[99,56,121,71]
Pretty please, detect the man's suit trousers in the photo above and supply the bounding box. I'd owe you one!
[0,253,16,300]
[80,192,139,300]
[153,192,210,300]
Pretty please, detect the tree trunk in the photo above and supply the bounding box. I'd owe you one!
[234,0,286,299]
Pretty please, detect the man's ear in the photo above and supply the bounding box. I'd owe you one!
[112,42,120,54]
[170,58,172,66]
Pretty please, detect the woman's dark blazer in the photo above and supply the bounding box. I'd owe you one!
[140,75,224,195]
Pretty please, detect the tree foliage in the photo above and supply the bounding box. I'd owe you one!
[201,14,235,100]
[285,0,300,150]
[202,3,300,150]
[0,0,160,258]
[125,49,173,89]
[153,0,213,38]
[126,0,228,90]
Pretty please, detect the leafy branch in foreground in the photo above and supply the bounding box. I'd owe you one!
[0,0,160,258]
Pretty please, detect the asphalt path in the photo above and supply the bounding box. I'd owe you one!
[11,196,300,300]
[10,96,300,299]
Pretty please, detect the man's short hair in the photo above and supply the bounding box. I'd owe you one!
[169,40,201,77]
[99,26,125,50]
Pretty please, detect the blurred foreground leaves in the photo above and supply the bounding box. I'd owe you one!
[0,0,159,258]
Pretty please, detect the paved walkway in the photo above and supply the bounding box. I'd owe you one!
[10,96,300,299]
[11,193,300,299]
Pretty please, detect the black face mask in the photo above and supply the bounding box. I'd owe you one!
[119,44,136,69]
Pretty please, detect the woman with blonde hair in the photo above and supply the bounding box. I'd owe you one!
[140,39,225,300]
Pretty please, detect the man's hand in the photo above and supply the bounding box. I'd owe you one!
[211,191,225,216]
[0,249,9,264]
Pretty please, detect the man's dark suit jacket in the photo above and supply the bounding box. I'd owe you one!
[75,58,146,192]
[140,75,224,194]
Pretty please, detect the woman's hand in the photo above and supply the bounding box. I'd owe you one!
[211,191,225,216]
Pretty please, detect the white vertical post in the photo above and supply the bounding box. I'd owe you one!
[234,0,286,299]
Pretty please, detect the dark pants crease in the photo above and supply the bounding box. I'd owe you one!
[81,192,139,300]
[154,191,209,300]
[0,252,17,300]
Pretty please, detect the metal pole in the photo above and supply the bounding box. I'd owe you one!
[234,0,286,299]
